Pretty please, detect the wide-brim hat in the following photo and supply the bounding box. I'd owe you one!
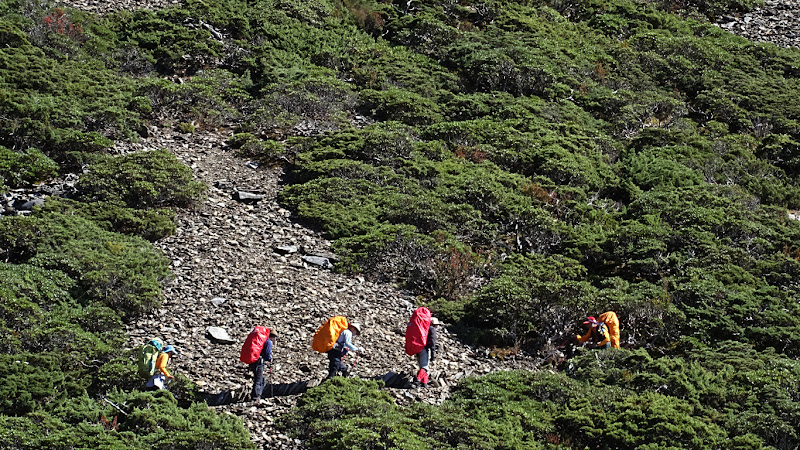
[431,317,440,326]
[350,322,362,334]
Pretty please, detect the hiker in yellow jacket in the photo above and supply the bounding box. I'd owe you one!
[146,345,178,389]
[576,317,611,349]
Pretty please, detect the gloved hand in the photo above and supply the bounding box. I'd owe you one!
[357,346,366,355]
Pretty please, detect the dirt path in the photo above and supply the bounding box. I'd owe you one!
[119,127,536,448]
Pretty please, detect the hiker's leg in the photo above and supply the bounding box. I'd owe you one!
[416,349,430,371]
[250,360,265,400]
[326,350,341,379]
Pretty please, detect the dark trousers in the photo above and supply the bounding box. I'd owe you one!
[249,359,265,400]
[326,348,347,379]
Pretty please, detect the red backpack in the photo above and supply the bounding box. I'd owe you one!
[240,326,270,364]
[405,307,432,356]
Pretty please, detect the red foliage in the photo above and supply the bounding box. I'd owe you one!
[100,415,119,431]
[43,8,84,39]
[454,145,487,163]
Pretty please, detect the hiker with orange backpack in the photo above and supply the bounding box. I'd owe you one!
[597,311,620,349]
[312,316,364,379]
[328,322,364,378]
[576,316,610,349]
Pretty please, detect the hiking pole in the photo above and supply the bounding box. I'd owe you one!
[102,397,128,416]
[269,363,273,398]
[351,353,359,377]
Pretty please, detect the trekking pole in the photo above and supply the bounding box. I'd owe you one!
[269,363,274,398]
[102,397,128,416]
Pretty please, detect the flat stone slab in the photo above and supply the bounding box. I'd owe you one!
[206,326,236,344]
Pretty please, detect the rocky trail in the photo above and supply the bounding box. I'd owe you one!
[22,1,800,448]
[115,126,539,449]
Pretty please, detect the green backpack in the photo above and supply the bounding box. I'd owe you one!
[137,338,164,379]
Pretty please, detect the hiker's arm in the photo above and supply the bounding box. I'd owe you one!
[157,353,173,378]
[596,328,610,348]
[428,327,437,361]
[576,330,591,343]
[264,339,273,362]
[341,330,360,352]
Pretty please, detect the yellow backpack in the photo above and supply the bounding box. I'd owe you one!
[312,316,349,353]
[598,311,620,349]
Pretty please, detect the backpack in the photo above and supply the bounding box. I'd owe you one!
[137,338,164,379]
[598,311,620,349]
[240,326,270,364]
[405,307,431,356]
[312,316,349,353]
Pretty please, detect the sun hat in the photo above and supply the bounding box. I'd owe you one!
[163,345,178,354]
[349,322,362,334]
[431,317,440,326]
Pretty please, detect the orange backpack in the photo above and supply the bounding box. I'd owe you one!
[312,316,349,353]
[598,311,620,349]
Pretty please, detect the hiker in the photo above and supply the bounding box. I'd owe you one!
[413,317,439,387]
[327,322,364,379]
[146,345,178,390]
[405,307,436,387]
[249,331,277,401]
[598,311,621,349]
[576,316,611,350]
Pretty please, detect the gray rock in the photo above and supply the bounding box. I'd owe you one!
[300,255,332,269]
[274,245,298,255]
[302,249,340,262]
[233,190,264,203]
[207,326,236,344]
[211,297,227,306]
[20,198,46,211]
[214,180,235,191]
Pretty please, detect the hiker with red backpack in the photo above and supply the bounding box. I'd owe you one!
[145,345,178,390]
[239,326,277,401]
[405,307,438,387]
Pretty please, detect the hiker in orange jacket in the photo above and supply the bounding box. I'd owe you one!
[146,345,178,389]
[576,317,611,349]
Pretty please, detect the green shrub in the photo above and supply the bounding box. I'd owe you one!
[0,212,171,317]
[227,132,285,163]
[0,146,58,189]
[41,198,176,241]
[76,149,206,209]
